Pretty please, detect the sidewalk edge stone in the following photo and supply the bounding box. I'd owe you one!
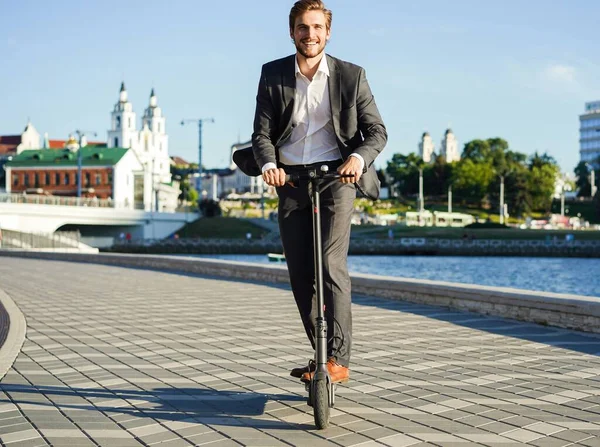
[0,287,26,380]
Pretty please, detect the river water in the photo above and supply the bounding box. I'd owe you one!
[191,254,600,298]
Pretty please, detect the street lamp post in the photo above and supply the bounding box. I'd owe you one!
[181,118,215,196]
[259,180,267,220]
[447,185,452,213]
[418,168,424,213]
[74,130,97,198]
[499,175,505,225]
[150,157,159,212]
[584,162,596,198]
[561,184,573,216]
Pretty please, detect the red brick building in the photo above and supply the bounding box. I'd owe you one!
[9,166,114,198]
[5,147,133,199]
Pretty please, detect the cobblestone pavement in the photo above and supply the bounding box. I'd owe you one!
[0,258,600,447]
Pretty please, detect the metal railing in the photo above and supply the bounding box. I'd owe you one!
[0,193,199,214]
[0,192,129,208]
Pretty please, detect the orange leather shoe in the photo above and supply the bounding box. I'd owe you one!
[301,358,349,383]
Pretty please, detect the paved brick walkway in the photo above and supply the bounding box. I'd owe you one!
[0,258,600,446]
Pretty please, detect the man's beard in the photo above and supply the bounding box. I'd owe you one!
[294,39,327,59]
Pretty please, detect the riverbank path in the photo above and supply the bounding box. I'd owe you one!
[0,257,599,446]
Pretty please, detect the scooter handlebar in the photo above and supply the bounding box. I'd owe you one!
[284,172,355,183]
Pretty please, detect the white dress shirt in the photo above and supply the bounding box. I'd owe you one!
[261,54,364,173]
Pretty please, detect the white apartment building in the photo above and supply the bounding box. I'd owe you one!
[580,101,600,168]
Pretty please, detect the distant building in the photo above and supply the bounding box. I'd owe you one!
[1,123,106,158]
[107,83,177,210]
[440,128,460,163]
[405,210,473,227]
[199,140,271,200]
[5,143,143,208]
[418,132,435,163]
[170,156,191,168]
[0,122,41,156]
[2,83,180,211]
[580,101,600,167]
[0,123,106,193]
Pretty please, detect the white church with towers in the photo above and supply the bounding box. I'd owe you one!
[107,82,178,211]
[419,129,460,163]
[1,82,179,212]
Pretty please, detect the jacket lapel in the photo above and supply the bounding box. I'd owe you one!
[327,55,342,139]
[278,55,296,146]
[282,55,296,108]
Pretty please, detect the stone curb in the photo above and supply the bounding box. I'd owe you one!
[1,250,599,334]
[0,288,27,381]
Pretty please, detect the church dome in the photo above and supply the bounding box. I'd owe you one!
[119,82,128,103]
[64,134,79,151]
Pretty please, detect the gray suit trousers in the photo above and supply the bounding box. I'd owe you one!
[277,165,355,367]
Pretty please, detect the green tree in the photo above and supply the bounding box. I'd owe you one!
[385,153,423,195]
[574,159,600,198]
[507,167,531,216]
[424,155,453,196]
[177,177,199,208]
[574,161,591,196]
[488,149,529,217]
[488,138,511,172]
[527,152,559,212]
[462,139,491,163]
[451,159,494,206]
[186,186,199,204]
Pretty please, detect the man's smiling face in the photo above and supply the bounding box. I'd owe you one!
[290,10,330,60]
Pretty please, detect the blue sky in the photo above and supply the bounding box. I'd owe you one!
[1,0,598,172]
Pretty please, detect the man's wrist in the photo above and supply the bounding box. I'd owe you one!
[349,153,365,172]
[261,162,277,173]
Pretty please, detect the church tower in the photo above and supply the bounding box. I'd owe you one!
[440,128,460,163]
[419,131,435,163]
[104,83,177,212]
[139,88,170,181]
[107,82,138,149]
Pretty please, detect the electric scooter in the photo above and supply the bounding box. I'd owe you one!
[287,165,354,429]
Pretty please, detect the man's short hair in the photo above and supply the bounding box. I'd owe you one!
[289,0,332,31]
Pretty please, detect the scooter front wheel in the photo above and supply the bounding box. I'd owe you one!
[313,378,330,429]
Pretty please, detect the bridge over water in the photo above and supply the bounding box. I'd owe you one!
[0,193,199,246]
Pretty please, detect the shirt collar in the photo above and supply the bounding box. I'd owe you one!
[294,53,329,78]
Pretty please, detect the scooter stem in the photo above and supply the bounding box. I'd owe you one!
[310,173,328,369]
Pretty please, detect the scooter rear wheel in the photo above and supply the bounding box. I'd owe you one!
[313,378,330,429]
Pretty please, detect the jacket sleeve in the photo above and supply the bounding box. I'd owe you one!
[354,68,387,169]
[251,66,278,170]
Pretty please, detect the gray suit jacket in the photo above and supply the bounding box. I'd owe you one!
[251,54,387,199]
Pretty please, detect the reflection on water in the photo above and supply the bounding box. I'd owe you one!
[190,254,600,298]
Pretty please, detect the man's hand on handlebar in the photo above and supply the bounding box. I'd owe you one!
[262,168,287,187]
[337,157,363,184]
